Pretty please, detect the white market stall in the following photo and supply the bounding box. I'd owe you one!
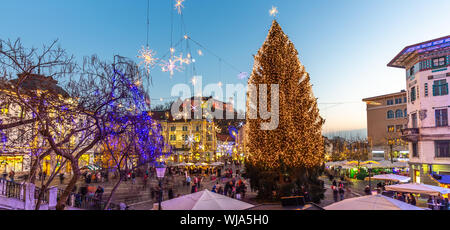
[385,183,450,196]
[324,195,423,210]
[365,174,411,183]
[159,189,255,210]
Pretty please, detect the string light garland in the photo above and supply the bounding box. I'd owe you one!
[244,20,325,198]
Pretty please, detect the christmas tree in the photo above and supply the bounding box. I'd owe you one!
[244,20,325,201]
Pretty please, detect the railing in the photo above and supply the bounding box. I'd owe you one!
[34,187,49,204]
[401,128,420,135]
[0,178,25,201]
[58,188,121,210]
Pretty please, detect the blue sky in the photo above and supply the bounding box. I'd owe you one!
[1,0,449,133]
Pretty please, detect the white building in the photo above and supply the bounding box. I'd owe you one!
[388,35,450,185]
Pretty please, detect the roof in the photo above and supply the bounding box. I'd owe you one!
[5,74,69,97]
[362,90,406,102]
[431,173,450,185]
[388,35,450,69]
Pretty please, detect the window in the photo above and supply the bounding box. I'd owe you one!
[396,125,403,132]
[183,135,188,141]
[411,113,418,128]
[395,98,402,104]
[424,83,428,97]
[432,57,446,68]
[432,79,448,96]
[196,125,200,131]
[435,109,448,127]
[182,126,188,131]
[0,104,8,115]
[412,142,418,157]
[403,97,407,103]
[395,109,403,118]
[404,109,407,118]
[387,100,394,105]
[387,110,394,119]
[409,66,415,76]
[387,125,395,132]
[207,135,212,141]
[410,87,416,102]
[435,141,450,158]
[170,135,177,141]
[170,126,176,131]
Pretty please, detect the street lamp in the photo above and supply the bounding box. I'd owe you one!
[155,165,166,210]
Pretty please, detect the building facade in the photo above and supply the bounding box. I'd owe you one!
[362,91,409,161]
[388,35,450,185]
[151,96,242,164]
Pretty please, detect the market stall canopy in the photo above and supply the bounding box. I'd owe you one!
[365,174,411,183]
[385,183,450,196]
[160,189,255,210]
[324,195,423,210]
[81,165,101,171]
[210,162,224,166]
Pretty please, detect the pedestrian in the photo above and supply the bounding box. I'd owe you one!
[191,183,196,193]
[131,171,136,184]
[338,185,345,201]
[364,185,371,195]
[410,194,416,206]
[143,174,148,189]
[186,175,191,188]
[9,170,15,182]
[332,185,338,202]
[332,180,337,187]
[217,185,224,195]
[95,186,104,201]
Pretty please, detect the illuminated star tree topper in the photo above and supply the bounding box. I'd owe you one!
[269,6,278,17]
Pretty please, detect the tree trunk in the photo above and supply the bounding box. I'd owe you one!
[56,160,79,210]
[103,177,123,210]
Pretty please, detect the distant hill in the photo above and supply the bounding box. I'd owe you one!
[323,128,367,140]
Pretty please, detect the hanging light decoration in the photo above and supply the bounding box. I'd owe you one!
[175,0,185,14]
[138,46,158,74]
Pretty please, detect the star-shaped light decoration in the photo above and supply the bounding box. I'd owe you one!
[237,72,249,80]
[161,58,181,77]
[138,46,158,73]
[197,49,203,56]
[175,0,185,14]
[217,81,223,87]
[185,134,195,147]
[269,6,278,17]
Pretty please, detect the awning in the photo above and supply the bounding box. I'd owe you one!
[385,183,450,196]
[431,174,450,185]
[365,174,410,183]
[324,194,423,210]
[160,189,255,210]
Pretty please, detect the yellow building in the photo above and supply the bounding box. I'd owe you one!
[151,96,240,164]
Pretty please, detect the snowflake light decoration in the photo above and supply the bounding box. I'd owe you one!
[185,134,195,147]
[160,58,182,76]
[175,0,185,14]
[138,46,158,73]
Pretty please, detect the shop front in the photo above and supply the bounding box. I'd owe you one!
[0,155,24,173]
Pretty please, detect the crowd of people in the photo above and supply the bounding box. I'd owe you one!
[427,195,449,210]
[331,179,352,202]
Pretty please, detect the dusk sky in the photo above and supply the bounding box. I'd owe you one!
[1,0,449,133]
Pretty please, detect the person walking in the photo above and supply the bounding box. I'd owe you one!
[9,170,15,182]
[131,171,136,184]
[95,186,104,201]
[332,185,338,202]
[338,185,345,201]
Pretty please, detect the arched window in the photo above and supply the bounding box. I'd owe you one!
[387,110,394,119]
[395,109,403,118]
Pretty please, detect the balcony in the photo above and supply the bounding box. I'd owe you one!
[401,128,420,142]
